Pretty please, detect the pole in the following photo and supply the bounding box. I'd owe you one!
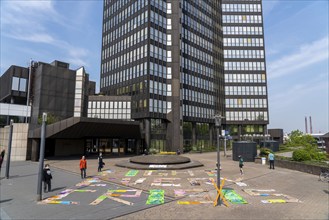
[216,127,221,206]
[26,59,32,123]
[37,113,47,201]
[5,120,14,179]
[224,136,227,157]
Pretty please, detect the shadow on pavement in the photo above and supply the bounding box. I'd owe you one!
[51,187,66,192]
[0,199,12,203]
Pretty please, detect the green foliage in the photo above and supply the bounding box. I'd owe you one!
[292,149,312,161]
[259,148,272,156]
[286,130,317,148]
[37,113,60,125]
[292,145,328,162]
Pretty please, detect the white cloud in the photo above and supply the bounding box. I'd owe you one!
[267,36,329,79]
[1,0,90,69]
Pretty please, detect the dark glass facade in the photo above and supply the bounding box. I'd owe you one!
[222,0,269,139]
[100,0,268,151]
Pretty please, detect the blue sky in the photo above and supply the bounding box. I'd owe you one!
[1,0,328,134]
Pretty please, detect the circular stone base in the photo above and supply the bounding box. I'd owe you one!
[116,155,203,170]
[130,155,190,164]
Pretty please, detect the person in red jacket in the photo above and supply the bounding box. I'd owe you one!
[79,156,87,179]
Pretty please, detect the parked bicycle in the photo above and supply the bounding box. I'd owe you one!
[319,168,329,182]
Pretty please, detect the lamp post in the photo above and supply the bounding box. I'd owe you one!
[5,119,14,179]
[37,113,47,201]
[214,114,223,206]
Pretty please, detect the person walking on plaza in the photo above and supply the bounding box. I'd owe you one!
[98,153,104,172]
[268,152,275,169]
[80,156,87,179]
[238,155,244,175]
[43,164,52,193]
[0,150,5,177]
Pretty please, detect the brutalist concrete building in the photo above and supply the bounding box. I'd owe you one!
[0,60,141,161]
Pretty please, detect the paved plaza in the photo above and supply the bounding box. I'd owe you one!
[0,152,328,220]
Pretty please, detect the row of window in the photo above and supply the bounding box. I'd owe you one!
[88,101,131,109]
[181,58,214,78]
[103,12,147,45]
[102,44,147,74]
[181,73,215,91]
[150,44,168,63]
[183,89,215,106]
[224,49,265,59]
[74,69,85,117]
[150,10,168,30]
[223,37,264,47]
[150,0,168,13]
[223,15,262,24]
[149,80,171,97]
[226,111,268,121]
[150,62,172,79]
[182,14,213,39]
[222,4,262,12]
[87,112,131,120]
[183,1,212,27]
[225,73,266,83]
[149,99,172,114]
[182,43,213,66]
[183,0,213,15]
[182,28,213,51]
[223,26,263,35]
[103,27,147,60]
[183,104,215,119]
[150,27,168,46]
[102,62,147,87]
[225,98,267,108]
[225,86,267,96]
[104,0,146,26]
[224,62,265,71]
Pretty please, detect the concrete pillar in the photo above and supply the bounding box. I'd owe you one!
[192,122,196,146]
[31,139,40,161]
[144,119,150,150]
[238,125,242,141]
[209,124,214,146]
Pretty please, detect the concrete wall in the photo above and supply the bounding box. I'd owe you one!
[255,158,326,176]
[54,139,84,156]
[0,123,29,161]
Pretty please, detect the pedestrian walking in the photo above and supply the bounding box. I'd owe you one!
[268,152,275,169]
[98,153,104,172]
[238,155,244,175]
[80,156,87,179]
[43,164,52,193]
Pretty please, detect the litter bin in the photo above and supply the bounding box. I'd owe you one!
[261,157,266,165]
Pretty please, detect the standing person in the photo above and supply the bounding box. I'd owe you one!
[43,164,52,193]
[238,155,244,175]
[0,150,5,177]
[80,156,87,179]
[98,153,104,172]
[268,152,275,169]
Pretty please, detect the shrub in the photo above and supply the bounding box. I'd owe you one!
[309,151,328,161]
[292,149,311,161]
[148,148,158,155]
[259,148,272,157]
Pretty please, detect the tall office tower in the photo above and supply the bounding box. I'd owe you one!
[100,0,224,151]
[222,0,269,139]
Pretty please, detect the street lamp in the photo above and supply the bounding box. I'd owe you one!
[214,114,223,206]
[37,113,47,201]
